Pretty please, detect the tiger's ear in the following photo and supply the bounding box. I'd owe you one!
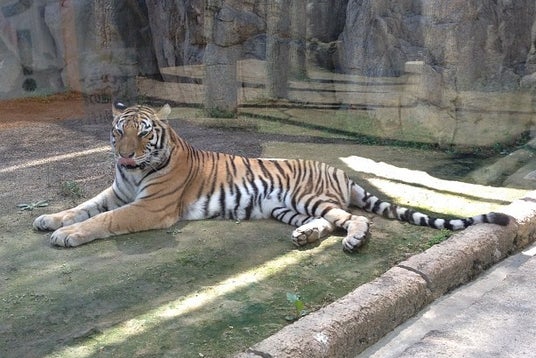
[157,104,172,121]
[112,101,127,117]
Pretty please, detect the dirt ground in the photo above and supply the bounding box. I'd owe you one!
[0,95,525,357]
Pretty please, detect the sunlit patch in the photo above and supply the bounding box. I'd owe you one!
[338,155,527,216]
[1,146,110,174]
[45,243,337,358]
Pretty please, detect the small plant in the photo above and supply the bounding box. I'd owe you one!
[426,229,451,248]
[166,226,182,235]
[60,180,83,200]
[17,200,49,211]
[204,107,237,119]
[285,292,308,322]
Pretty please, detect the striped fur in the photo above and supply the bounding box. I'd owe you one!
[33,103,510,251]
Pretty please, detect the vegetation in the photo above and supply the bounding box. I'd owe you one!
[285,292,308,322]
[60,180,84,200]
[16,200,49,211]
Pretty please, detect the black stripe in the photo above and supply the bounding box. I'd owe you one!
[219,183,226,216]
[303,196,317,216]
[311,200,322,217]
[258,160,275,193]
[244,197,254,219]
[287,212,300,225]
[402,209,415,223]
[233,184,242,218]
[372,199,384,214]
[112,184,130,204]
[271,160,286,176]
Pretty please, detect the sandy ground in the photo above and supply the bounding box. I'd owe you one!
[0,95,523,357]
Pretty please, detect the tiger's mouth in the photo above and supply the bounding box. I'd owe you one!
[117,157,139,169]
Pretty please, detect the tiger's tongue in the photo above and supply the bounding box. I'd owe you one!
[118,157,137,167]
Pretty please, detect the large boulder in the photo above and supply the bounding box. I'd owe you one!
[145,0,205,70]
[0,0,64,98]
[307,0,348,43]
[338,0,536,90]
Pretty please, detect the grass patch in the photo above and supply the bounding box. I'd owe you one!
[60,180,84,200]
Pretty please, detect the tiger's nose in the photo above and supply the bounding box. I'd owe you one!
[119,151,135,158]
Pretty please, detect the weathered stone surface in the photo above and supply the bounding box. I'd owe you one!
[0,0,64,98]
[2,0,535,149]
[307,0,348,43]
[503,190,536,249]
[213,3,265,47]
[236,267,431,358]
[398,223,517,298]
[146,0,205,69]
[203,2,266,113]
[236,200,530,357]
[338,0,422,77]
[338,0,536,91]
[204,44,241,113]
[526,16,536,74]
[266,0,291,99]
[0,40,22,97]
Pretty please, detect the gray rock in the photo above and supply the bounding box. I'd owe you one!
[307,0,348,43]
[213,3,265,47]
[0,43,23,98]
[146,0,205,69]
[338,0,536,90]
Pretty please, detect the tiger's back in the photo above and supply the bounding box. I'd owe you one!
[181,154,352,222]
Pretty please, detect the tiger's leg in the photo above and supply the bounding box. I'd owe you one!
[320,207,371,252]
[47,202,178,247]
[341,215,370,252]
[33,187,121,231]
[271,207,335,247]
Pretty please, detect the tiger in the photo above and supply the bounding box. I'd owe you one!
[33,102,511,252]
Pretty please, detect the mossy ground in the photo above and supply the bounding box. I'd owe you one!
[0,97,525,357]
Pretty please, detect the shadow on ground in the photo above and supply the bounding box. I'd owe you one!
[0,98,526,357]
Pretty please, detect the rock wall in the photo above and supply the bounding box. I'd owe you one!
[338,0,536,90]
[145,0,205,71]
[0,0,65,98]
[1,0,535,98]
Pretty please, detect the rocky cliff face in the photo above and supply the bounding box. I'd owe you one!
[338,0,536,90]
[1,0,535,97]
[145,0,205,70]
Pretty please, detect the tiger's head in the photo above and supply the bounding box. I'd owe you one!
[111,102,172,171]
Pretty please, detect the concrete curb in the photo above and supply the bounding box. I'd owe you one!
[236,191,536,358]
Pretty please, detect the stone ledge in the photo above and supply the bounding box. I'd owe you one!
[236,192,536,357]
[235,267,431,358]
[398,222,517,299]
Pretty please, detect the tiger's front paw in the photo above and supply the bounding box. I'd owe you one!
[33,214,63,231]
[34,211,85,232]
[49,225,93,247]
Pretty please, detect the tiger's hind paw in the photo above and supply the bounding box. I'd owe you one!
[342,233,368,252]
[292,227,321,247]
[342,216,370,253]
[291,218,335,247]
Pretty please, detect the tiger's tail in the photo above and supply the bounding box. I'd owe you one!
[349,182,510,230]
